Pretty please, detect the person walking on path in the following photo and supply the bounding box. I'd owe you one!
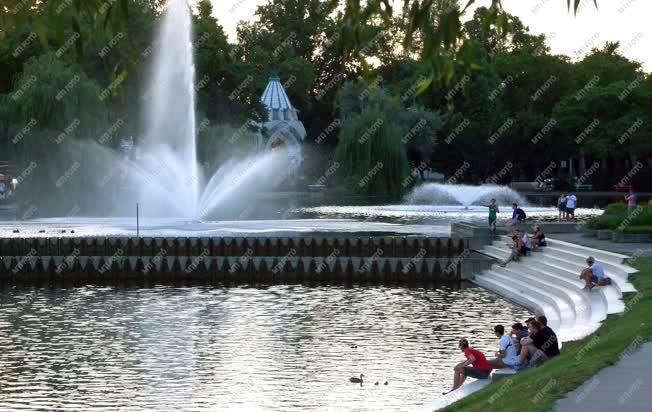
[484,198,499,234]
[625,188,638,214]
[557,192,567,220]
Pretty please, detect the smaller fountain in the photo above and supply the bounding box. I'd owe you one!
[404,183,526,206]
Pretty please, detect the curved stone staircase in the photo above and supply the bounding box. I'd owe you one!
[417,236,637,411]
[476,236,636,341]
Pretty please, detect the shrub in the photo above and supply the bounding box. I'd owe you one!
[619,225,652,234]
[591,205,652,230]
[586,215,624,230]
[604,203,628,215]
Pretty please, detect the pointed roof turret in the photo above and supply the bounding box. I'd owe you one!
[260,75,299,121]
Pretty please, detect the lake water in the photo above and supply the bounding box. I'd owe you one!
[0,284,530,411]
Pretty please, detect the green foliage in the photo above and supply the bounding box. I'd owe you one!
[604,203,628,215]
[620,225,652,233]
[586,214,624,229]
[587,205,652,230]
[335,83,440,197]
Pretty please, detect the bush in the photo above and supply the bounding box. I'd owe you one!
[589,205,652,230]
[625,206,652,226]
[619,225,652,234]
[587,215,624,230]
[604,203,628,215]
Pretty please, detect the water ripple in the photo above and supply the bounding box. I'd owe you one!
[0,285,530,411]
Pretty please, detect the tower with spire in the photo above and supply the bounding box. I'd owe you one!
[258,74,306,172]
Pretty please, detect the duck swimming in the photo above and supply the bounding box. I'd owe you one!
[349,374,364,383]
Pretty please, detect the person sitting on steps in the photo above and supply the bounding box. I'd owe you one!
[488,325,519,369]
[511,323,529,355]
[499,234,524,267]
[580,256,611,290]
[536,315,560,358]
[528,224,547,250]
[519,229,532,255]
[444,338,493,394]
[514,320,552,369]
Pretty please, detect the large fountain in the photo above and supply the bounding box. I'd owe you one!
[117,0,290,220]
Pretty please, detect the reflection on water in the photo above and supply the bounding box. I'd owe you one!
[0,285,530,411]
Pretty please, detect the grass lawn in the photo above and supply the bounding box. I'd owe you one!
[441,257,652,412]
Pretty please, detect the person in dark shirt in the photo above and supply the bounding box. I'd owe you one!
[507,203,526,231]
[536,315,560,357]
[511,323,530,355]
[516,320,552,367]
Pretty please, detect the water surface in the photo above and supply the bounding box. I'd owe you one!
[0,285,530,411]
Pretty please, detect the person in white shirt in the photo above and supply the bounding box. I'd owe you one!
[565,193,577,218]
[580,256,610,289]
[488,325,520,368]
[521,230,532,251]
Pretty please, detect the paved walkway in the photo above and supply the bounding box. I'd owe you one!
[551,233,652,257]
[554,342,652,412]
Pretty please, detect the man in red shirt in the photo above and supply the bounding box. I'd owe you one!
[445,338,493,393]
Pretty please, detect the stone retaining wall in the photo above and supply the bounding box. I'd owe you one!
[0,236,472,286]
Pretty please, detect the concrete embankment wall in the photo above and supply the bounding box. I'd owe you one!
[0,236,492,286]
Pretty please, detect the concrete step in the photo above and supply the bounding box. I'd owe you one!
[493,265,585,326]
[473,274,559,324]
[508,261,605,326]
[545,237,629,264]
[480,245,509,261]
[484,269,569,333]
[537,258,625,314]
[539,253,633,295]
[541,245,638,280]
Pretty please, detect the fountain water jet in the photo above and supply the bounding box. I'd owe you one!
[120,0,291,219]
[404,183,526,206]
[138,0,200,218]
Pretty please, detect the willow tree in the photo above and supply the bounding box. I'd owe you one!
[335,84,411,197]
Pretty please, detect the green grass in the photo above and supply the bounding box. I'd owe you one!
[441,257,652,412]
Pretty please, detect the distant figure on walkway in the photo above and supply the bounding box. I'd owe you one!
[565,192,577,219]
[507,203,526,231]
[488,325,519,369]
[515,320,552,368]
[483,198,499,234]
[625,188,637,214]
[499,234,524,267]
[529,225,547,249]
[445,338,493,393]
[580,256,611,290]
[557,191,567,220]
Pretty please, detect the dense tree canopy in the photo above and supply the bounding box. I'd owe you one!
[0,0,650,207]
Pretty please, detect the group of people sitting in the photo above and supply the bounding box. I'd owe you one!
[446,315,560,393]
[499,225,546,266]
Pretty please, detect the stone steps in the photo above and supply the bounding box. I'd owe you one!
[420,235,637,411]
